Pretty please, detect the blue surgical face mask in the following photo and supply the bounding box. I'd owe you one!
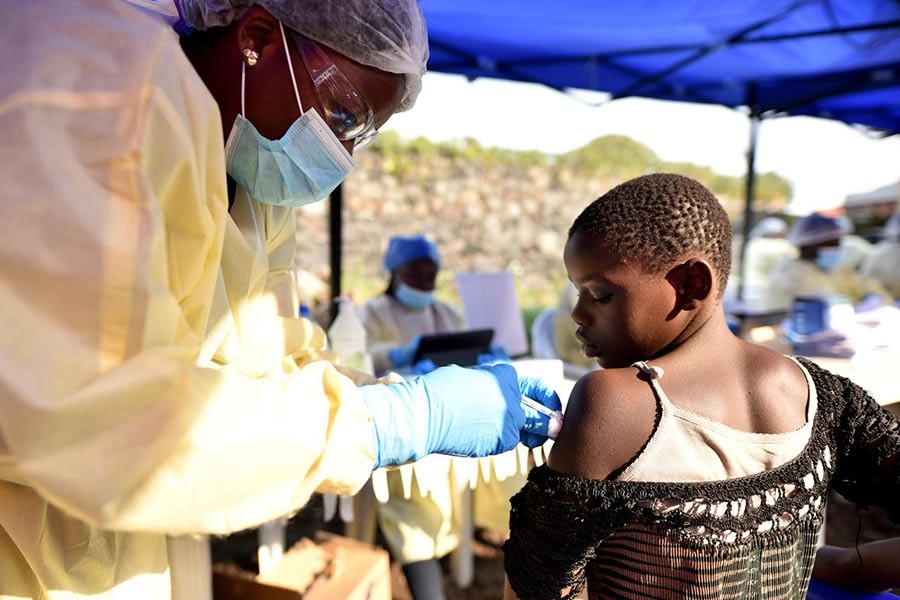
[814,247,843,272]
[224,23,355,207]
[396,283,435,310]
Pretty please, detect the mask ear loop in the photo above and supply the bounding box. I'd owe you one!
[241,62,246,116]
[240,23,304,118]
[279,21,305,115]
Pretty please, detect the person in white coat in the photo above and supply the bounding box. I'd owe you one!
[0,2,560,599]
[862,212,900,299]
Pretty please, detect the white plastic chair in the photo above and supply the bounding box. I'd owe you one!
[530,307,558,359]
[531,306,594,380]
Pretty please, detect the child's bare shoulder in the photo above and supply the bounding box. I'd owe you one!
[548,367,658,480]
[744,344,808,393]
[743,345,811,428]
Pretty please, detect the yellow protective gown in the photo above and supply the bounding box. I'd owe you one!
[765,257,890,311]
[862,241,900,299]
[733,237,799,311]
[0,2,375,598]
[361,293,466,376]
[360,294,464,563]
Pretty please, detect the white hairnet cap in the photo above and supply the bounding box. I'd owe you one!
[750,217,788,239]
[178,0,428,111]
[787,214,851,248]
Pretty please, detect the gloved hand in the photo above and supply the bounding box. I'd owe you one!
[359,363,562,468]
[411,358,437,375]
[477,345,511,365]
[388,335,421,368]
[519,376,564,446]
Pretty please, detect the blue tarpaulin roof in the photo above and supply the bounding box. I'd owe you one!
[420,0,900,134]
[330,1,900,306]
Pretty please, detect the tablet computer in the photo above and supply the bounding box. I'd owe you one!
[412,328,494,368]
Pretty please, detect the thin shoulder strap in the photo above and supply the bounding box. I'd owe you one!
[615,361,671,481]
[630,361,672,407]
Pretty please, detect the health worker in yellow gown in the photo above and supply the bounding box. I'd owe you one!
[361,234,464,600]
[766,214,889,311]
[362,235,466,377]
[862,212,900,300]
[0,2,561,599]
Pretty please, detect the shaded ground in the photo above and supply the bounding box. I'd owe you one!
[388,534,506,600]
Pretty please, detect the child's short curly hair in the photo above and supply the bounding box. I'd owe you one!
[569,173,733,296]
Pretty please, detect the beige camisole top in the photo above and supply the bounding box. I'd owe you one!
[617,358,816,483]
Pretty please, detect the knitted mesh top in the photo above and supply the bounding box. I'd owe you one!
[504,358,900,599]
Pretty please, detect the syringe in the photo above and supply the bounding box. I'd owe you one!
[520,396,564,439]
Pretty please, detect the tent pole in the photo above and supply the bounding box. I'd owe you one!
[328,183,343,326]
[737,100,760,304]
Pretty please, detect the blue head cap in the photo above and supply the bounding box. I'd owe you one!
[383,235,440,272]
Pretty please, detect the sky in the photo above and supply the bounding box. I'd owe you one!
[384,73,900,216]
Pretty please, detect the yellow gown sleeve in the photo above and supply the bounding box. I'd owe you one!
[0,16,374,536]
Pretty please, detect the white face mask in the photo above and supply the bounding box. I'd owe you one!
[224,22,355,207]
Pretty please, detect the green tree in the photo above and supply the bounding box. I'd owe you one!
[557,135,661,180]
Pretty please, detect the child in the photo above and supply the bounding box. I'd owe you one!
[813,538,900,596]
[503,174,900,599]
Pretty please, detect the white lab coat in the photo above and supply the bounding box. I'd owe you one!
[0,2,375,598]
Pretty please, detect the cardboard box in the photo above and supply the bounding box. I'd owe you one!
[213,531,391,600]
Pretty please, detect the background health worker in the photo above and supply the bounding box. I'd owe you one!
[362,234,466,376]
[862,211,900,300]
[361,234,466,600]
[766,213,889,311]
[0,1,561,599]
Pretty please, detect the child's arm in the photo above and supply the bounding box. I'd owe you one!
[813,538,900,593]
[504,369,650,599]
[504,576,517,600]
[828,372,900,524]
[548,369,658,480]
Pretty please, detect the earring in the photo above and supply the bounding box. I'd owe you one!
[242,48,259,67]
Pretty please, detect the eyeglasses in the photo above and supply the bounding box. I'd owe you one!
[290,32,379,151]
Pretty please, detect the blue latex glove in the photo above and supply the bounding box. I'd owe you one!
[477,345,511,365]
[411,358,437,375]
[518,376,563,447]
[388,335,421,368]
[360,363,562,468]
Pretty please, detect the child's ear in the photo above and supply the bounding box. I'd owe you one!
[666,258,713,311]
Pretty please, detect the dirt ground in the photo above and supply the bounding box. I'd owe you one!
[389,534,507,600]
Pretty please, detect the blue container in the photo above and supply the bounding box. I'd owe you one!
[807,577,898,599]
[791,296,830,336]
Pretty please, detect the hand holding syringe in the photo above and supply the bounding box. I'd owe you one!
[520,395,564,440]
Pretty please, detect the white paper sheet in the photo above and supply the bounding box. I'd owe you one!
[454,271,528,356]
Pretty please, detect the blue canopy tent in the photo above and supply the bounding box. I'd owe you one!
[328,0,900,308]
[420,0,900,129]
